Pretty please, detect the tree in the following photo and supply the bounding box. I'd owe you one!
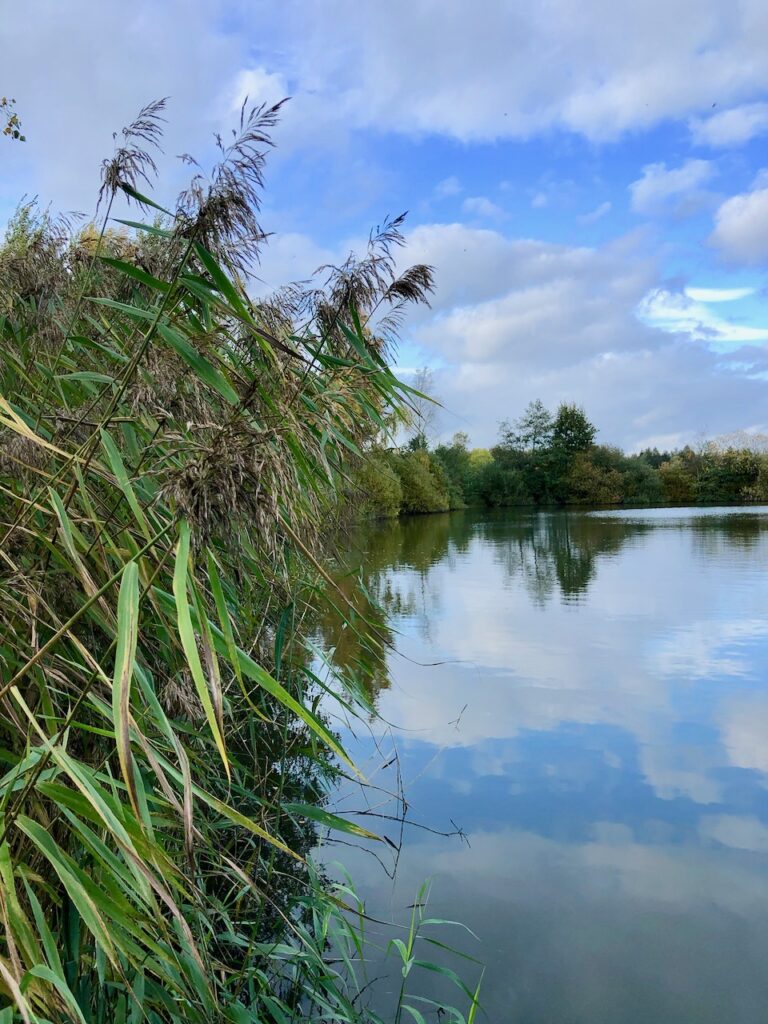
[407,431,429,451]
[500,399,553,452]
[406,366,438,446]
[433,432,472,505]
[551,403,596,455]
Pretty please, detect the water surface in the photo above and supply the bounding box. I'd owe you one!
[319,507,768,1022]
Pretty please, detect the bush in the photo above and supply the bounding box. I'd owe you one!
[621,455,664,505]
[698,447,760,502]
[474,460,532,506]
[354,450,403,518]
[567,452,624,505]
[659,456,698,503]
[393,449,452,513]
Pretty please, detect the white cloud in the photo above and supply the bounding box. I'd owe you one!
[228,67,290,115]
[531,192,549,209]
[0,0,244,214]
[395,222,768,447]
[5,1,768,454]
[684,286,755,302]
[249,232,336,296]
[638,288,768,343]
[629,160,715,215]
[5,0,768,249]
[462,196,505,219]
[691,102,768,147]
[710,187,768,264]
[578,200,612,225]
[5,0,768,224]
[263,0,768,143]
[434,176,462,199]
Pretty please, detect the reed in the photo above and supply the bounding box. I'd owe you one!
[0,100,481,1022]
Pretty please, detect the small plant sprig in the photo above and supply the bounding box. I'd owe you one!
[1,96,25,141]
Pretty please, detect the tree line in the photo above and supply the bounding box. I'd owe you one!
[356,399,768,516]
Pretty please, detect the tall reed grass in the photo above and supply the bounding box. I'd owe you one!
[0,100,482,1021]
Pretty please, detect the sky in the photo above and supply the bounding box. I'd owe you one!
[3,0,768,450]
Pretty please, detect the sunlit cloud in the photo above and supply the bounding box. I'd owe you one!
[684,286,755,302]
[638,288,768,343]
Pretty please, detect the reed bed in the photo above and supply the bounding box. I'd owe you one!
[0,100,481,1022]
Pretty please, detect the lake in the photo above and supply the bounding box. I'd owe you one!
[318,506,768,1023]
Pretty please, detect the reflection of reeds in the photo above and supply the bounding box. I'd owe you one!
[0,100,481,1022]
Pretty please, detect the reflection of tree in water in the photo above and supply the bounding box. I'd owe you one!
[316,513,475,703]
[480,511,651,606]
[314,570,395,699]
[689,512,768,559]
[316,508,768,703]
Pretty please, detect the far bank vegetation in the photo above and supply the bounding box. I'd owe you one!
[356,397,768,517]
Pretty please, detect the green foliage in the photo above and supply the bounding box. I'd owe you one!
[433,432,473,507]
[621,454,664,505]
[0,100,480,1023]
[551,403,596,455]
[372,400,768,515]
[473,460,530,507]
[499,398,553,452]
[567,450,624,505]
[659,454,698,503]
[697,446,760,503]
[354,450,404,518]
[393,450,452,514]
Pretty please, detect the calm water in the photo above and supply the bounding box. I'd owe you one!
[319,506,768,1023]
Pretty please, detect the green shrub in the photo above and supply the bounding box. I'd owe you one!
[659,455,698,503]
[354,450,403,517]
[393,449,451,513]
[474,460,532,506]
[567,452,624,505]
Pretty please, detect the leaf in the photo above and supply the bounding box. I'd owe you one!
[23,964,87,1024]
[154,584,357,775]
[98,256,171,294]
[116,183,172,214]
[157,323,240,406]
[191,579,224,740]
[113,218,174,238]
[113,560,141,819]
[0,393,79,462]
[58,371,116,384]
[282,803,380,841]
[400,1007,427,1024]
[194,243,250,320]
[15,816,119,969]
[467,967,484,1024]
[100,429,152,542]
[21,879,65,979]
[207,551,269,723]
[88,297,159,323]
[411,960,477,1002]
[0,959,33,1024]
[172,520,230,780]
[192,787,300,861]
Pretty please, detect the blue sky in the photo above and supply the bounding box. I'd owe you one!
[4,0,768,449]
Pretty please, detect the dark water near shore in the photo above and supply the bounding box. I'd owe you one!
[318,506,768,1023]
